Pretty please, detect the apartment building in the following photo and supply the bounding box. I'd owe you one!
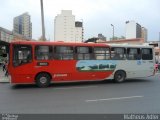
[125,21,142,39]
[13,12,32,39]
[54,10,83,42]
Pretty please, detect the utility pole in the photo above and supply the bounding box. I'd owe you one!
[40,0,46,41]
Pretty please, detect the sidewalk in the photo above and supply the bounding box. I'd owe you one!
[0,67,9,83]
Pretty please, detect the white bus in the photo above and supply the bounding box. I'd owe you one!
[108,44,155,82]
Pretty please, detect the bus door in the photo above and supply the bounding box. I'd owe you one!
[11,44,33,83]
[141,48,154,76]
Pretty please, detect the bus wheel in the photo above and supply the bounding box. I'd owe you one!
[113,70,126,83]
[36,73,51,88]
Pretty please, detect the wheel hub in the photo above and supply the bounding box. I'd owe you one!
[40,77,47,84]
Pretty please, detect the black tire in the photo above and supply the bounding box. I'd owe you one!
[36,73,51,88]
[113,70,126,83]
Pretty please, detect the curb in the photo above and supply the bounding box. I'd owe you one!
[0,78,10,83]
[0,67,9,83]
[0,75,10,83]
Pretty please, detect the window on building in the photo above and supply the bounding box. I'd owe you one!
[142,48,153,60]
[94,47,110,60]
[111,47,126,60]
[127,48,141,60]
[54,46,74,60]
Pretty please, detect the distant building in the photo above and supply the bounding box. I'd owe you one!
[54,10,83,42]
[85,34,106,43]
[0,27,13,43]
[98,34,106,41]
[85,37,98,43]
[0,27,29,43]
[141,27,148,42]
[105,38,144,45]
[125,21,142,39]
[13,12,32,39]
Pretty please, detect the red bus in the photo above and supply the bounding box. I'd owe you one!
[8,41,155,87]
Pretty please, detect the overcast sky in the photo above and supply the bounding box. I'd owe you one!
[0,0,160,41]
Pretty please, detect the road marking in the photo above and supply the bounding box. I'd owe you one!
[86,96,144,102]
[55,85,98,90]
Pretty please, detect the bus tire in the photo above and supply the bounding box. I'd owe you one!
[113,70,126,83]
[35,73,51,88]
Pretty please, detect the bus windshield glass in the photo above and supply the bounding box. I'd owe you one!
[13,45,32,66]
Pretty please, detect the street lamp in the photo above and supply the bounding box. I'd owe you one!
[111,24,114,40]
[40,0,46,41]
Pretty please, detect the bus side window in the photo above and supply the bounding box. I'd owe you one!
[76,46,92,60]
[93,47,110,60]
[54,46,74,60]
[127,48,141,60]
[142,48,153,60]
[111,47,125,60]
[35,46,51,60]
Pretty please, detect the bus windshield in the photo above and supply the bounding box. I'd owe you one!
[13,45,32,67]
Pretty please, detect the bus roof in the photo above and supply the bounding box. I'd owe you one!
[10,41,109,47]
[108,43,153,48]
[10,41,153,48]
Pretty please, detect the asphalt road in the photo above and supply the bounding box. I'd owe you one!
[0,74,160,114]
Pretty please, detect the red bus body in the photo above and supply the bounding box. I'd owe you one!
[8,41,113,85]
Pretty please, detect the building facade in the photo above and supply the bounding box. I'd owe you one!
[0,27,13,43]
[54,10,83,42]
[105,38,145,45]
[125,21,142,39]
[98,34,106,41]
[75,21,83,42]
[0,27,29,43]
[141,27,148,42]
[13,12,32,39]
